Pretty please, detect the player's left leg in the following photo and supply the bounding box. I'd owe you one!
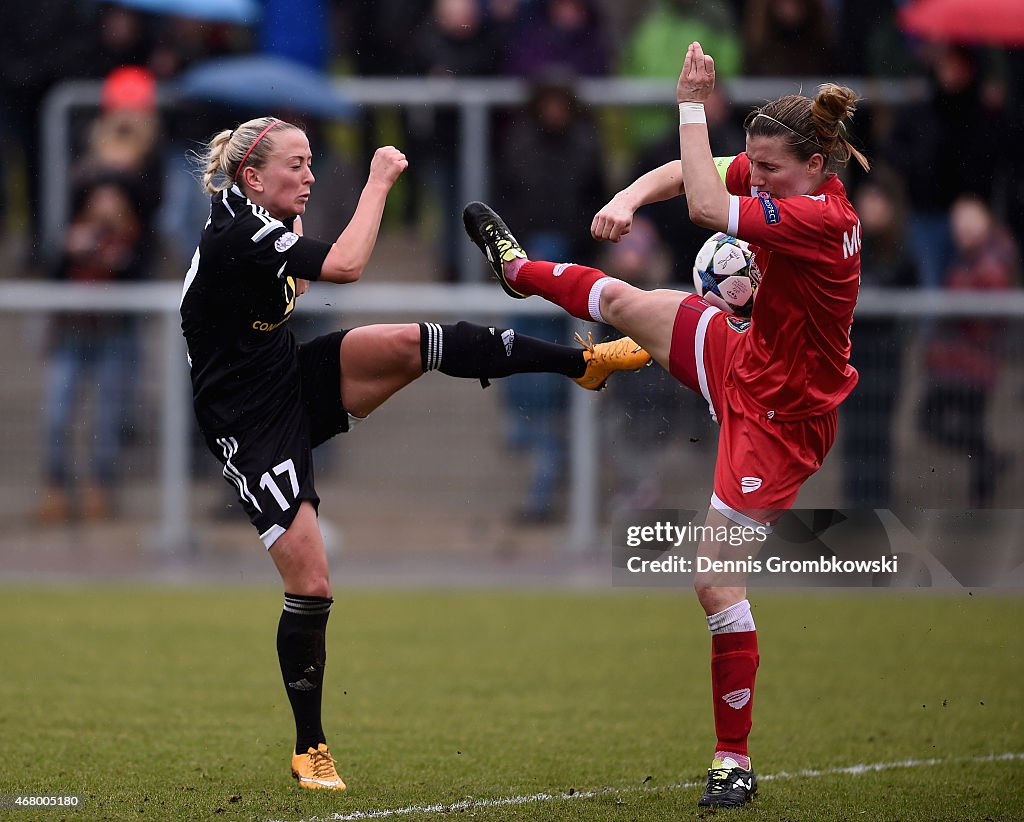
[268,501,346,790]
[693,503,763,808]
[692,407,838,807]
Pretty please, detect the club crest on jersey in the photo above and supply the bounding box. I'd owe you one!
[741,476,763,493]
[757,191,781,225]
[275,231,299,252]
[726,316,751,332]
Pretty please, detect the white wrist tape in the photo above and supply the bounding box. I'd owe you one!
[678,102,707,125]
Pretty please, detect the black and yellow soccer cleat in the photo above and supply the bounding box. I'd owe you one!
[462,201,529,299]
[697,756,757,808]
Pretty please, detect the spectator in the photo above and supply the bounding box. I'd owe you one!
[618,0,741,149]
[88,3,157,78]
[920,194,1020,507]
[495,75,606,520]
[78,67,164,223]
[488,0,535,41]
[742,0,838,77]
[343,1,432,224]
[37,67,162,523]
[842,177,919,508]
[37,178,148,523]
[406,0,504,280]
[503,0,612,78]
[836,0,917,77]
[883,44,1008,289]
[0,0,92,269]
[496,75,605,255]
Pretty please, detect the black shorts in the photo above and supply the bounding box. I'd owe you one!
[204,331,350,548]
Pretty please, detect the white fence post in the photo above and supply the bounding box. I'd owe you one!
[154,307,192,553]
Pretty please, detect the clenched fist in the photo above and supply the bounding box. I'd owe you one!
[591,193,636,243]
[368,146,408,188]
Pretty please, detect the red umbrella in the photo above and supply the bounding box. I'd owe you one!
[900,0,1024,46]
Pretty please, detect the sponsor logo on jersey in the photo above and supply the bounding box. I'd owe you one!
[252,276,297,331]
[741,477,762,493]
[726,316,751,333]
[274,231,299,252]
[722,688,751,709]
[757,191,781,225]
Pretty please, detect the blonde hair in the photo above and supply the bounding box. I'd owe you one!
[195,116,303,194]
[744,84,870,173]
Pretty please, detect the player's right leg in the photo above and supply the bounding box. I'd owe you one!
[462,201,682,367]
[337,319,650,421]
[269,501,346,790]
[338,323,424,419]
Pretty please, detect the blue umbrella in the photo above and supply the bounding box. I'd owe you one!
[175,55,355,120]
[106,0,260,25]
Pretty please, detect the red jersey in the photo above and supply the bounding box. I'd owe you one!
[721,152,860,420]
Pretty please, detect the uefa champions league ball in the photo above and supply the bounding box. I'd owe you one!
[692,232,761,317]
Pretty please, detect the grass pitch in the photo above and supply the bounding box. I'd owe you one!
[0,586,1021,821]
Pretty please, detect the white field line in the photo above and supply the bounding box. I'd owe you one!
[267,751,1024,822]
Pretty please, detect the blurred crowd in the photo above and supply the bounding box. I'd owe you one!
[1,0,1021,519]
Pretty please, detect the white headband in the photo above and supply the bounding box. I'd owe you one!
[752,112,825,153]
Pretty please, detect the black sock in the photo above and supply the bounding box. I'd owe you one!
[419,321,586,380]
[277,593,333,755]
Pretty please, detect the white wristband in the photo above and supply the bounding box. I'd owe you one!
[679,102,707,125]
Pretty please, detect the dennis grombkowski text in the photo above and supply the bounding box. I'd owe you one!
[626,555,899,574]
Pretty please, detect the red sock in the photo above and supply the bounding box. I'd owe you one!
[512,261,611,322]
[710,631,759,759]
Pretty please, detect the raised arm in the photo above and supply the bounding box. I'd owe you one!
[676,41,730,232]
[319,146,408,283]
[591,161,685,243]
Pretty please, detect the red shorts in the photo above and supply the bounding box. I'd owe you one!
[668,294,837,526]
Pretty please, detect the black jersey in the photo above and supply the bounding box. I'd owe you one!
[180,185,333,434]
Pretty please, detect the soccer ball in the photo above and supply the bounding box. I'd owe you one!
[692,233,761,317]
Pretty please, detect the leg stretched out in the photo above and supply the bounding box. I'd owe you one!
[337,319,652,419]
[463,201,681,368]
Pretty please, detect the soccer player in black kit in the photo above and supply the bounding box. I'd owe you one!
[180,116,649,790]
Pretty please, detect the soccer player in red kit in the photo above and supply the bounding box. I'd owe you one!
[464,41,870,807]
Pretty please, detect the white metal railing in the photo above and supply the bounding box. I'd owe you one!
[41,76,929,279]
[2,282,1023,552]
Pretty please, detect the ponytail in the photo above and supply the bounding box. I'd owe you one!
[811,84,870,173]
